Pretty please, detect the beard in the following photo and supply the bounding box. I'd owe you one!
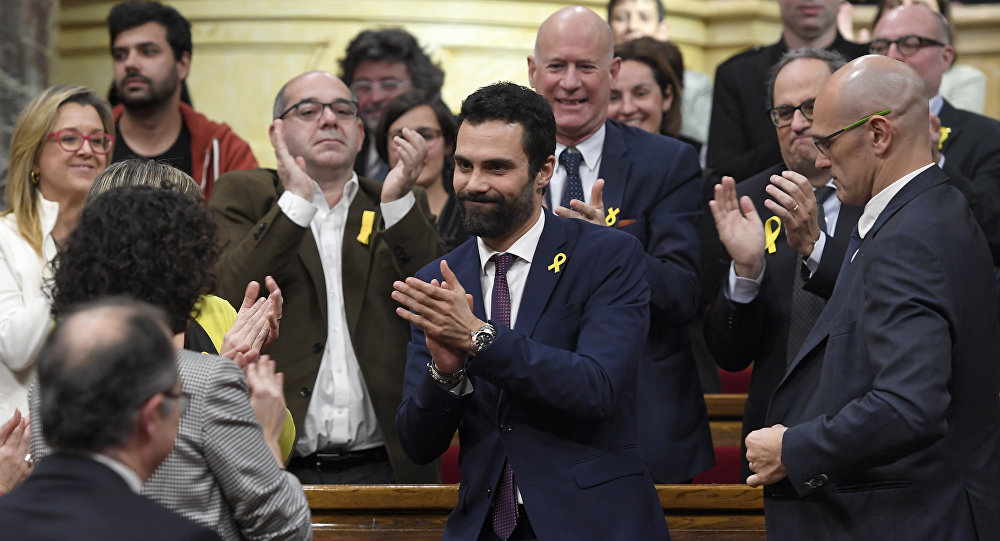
[115,67,179,111]
[458,175,537,240]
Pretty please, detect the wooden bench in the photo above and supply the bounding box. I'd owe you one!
[307,483,764,540]
[707,393,747,447]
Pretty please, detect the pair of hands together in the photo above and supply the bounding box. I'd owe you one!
[270,120,429,204]
[710,171,825,279]
[220,277,287,467]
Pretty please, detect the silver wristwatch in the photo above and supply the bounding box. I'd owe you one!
[470,322,497,355]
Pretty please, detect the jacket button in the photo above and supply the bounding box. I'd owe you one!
[299,386,311,398]
[253,222,267,240]
[442,404,453,414]
[313,342,323,353]
[502,425,512,433]
[393,246,409,263]
[486,487,492,497]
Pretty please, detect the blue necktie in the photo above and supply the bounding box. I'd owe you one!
[786,186,837,362]
[490,253,518,539]
[559,147,584,208]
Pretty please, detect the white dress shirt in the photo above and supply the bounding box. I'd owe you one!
[852,164,936,263]
[279,173,414,454]
[550,125,606,207]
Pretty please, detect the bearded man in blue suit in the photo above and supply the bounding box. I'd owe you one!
[393,82,669,541]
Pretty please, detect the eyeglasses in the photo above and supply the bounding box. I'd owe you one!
[163,389,191,414]
[46,129,115,154]
[870,35,946,57]
[812,109,891,157]
[277,99,359,122]
[769,99,815,127]
[389,127,442,142]
[349,78,410,96]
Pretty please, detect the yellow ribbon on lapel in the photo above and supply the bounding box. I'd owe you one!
[357,210,375,245]
[938,126,951,150]
[548,252,567,273]
[764,216,782,254]
[605,207,620,226]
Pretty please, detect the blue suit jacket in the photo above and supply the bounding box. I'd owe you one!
[396,211,670,541]
[763,167,1000,540]
[555,119,713,482]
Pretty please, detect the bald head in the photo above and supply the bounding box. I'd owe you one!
[820,55,927,136]
[273,70,352,119]
[812,55,932,205]
[535,7,614,61]
[529,6,620,145]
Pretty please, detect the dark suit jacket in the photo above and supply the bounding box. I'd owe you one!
[937,99,1000,265]
[764,166,1000,540]
[706,33,868,182]
[701,163,862,481]
[210,169,443,483]
[396,212,670,541]
[598,119,714,482]
[0,453,221,540]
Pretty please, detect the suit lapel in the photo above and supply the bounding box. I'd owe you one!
[515,211,567,336]
[597,120,630,213]
[780,166,948,381]
[447,240,488,322]
[937,100,965,157]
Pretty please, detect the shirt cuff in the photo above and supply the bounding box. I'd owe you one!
[449,376,474,396]
[277,191,317,227]
[803,232,826,276]
[381,192,415,229]
[725,260,765,304]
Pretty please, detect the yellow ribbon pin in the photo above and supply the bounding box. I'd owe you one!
[764,216,782,254]
[605,207,620,226]
[357,210,375,245]
[938,126,951,150]
[548,252,567,273]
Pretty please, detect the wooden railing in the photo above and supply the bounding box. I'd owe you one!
[306,483,765,540]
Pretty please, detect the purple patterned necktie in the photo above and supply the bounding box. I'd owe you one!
[559,147,583,208]
[490,253,518,539]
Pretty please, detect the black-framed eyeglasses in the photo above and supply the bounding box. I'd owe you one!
[349,78,410,96]
[769,99,815,127]
[870,35,946,57]
[277,99,359,122]
[389,127,442,142]
[46,129,115,154]
[163,389,191,414]
[812,109,891,157]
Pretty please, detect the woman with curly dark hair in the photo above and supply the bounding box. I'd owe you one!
[37,186,311,540]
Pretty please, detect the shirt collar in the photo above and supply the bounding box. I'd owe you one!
[87,452,144,493]
[929,95,944,117]
[555,123,606,171]
[857,163,935,238]
[310,173,359,211]
[477,209,546,273]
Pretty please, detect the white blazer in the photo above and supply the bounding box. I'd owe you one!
[0,195,58,422]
